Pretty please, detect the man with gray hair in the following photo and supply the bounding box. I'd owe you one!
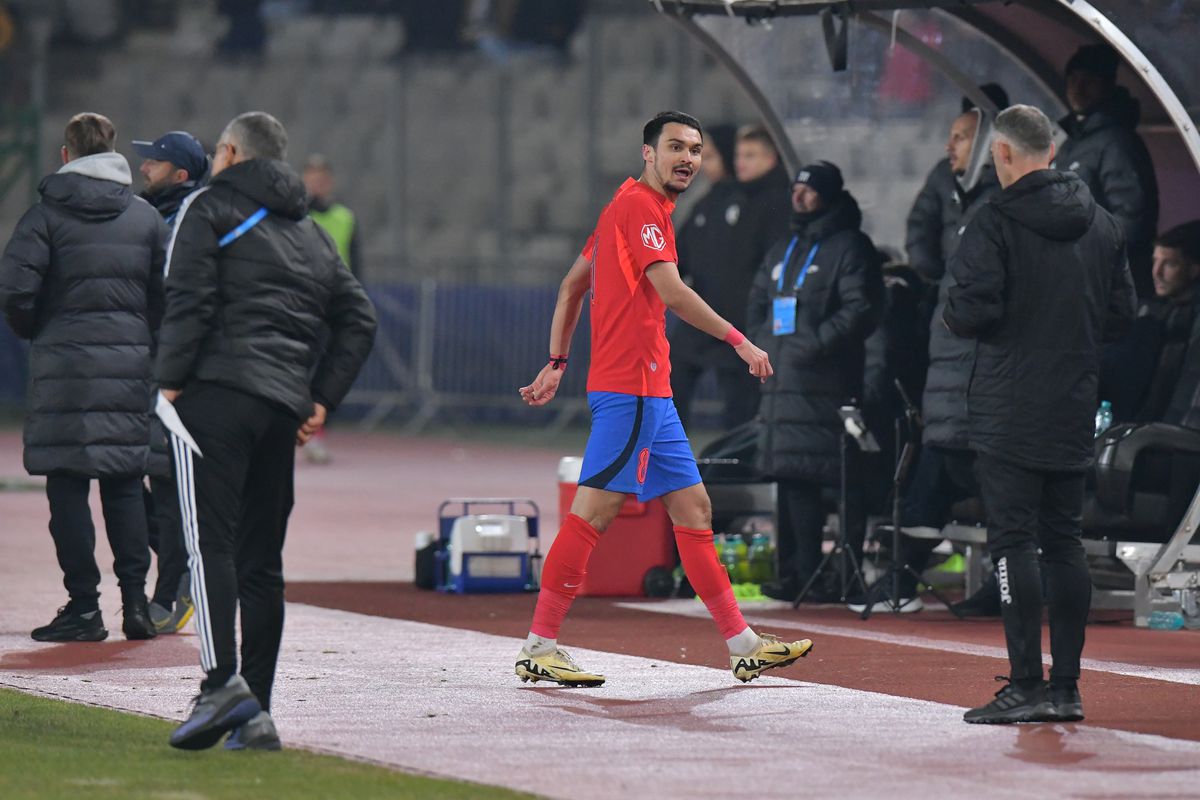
[945,104,1135,724]
[157,111,377,750]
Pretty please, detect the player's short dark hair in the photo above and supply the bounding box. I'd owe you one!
[64,112,116,158]
[1156,220,1200,266]
[643,111,703,148]
[736,124,777,155]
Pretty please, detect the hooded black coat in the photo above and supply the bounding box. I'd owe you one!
[918,165,1000,450]
[156,159,376,419]
[0,152,167,477]
[1056,88,1159,296]
[672,166,791,370]
[945,170,1137,472]
[747,191,882,484]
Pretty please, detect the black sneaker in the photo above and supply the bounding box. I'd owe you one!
[122,595,158,641]
[963,677,1055,724]
[1047,683,1084,722]
[170,675,262,750]
[31,602,108,642]
[951,576,1001,618]
[225,711,282,751]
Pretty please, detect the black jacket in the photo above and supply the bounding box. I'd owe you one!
[1056,89,1159,296]
[906,159,959,284]
[0,153,167,477]
[919,165,1000,450]
[143,180,200,224]
[672,167,791,369]
[156,159,376,419]
[945,170,1137,471]
[1102,292,1200,427]
[747,191,882,483]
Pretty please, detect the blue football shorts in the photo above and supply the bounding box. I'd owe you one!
[578,391,702,501]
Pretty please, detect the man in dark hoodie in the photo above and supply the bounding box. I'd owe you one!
[0,112,165,643]
[1055,43,1158,299]
[852,88,1008,615]
[158,112,377,750]
[747,161,881,602]
[946,105,1135,725]
[671,124,791,430]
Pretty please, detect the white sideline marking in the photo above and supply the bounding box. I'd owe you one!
[2,603,1199,800]
[617,599,1200,686]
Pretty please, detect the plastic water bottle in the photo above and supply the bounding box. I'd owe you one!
[1094,400,1114,438]
[733,534,751,582]
[1178,590,1200,630]
[1147,610,1185,630]
[720,535,739,581]
[749,533,773,583]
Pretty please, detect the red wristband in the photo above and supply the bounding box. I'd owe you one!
[549,354,568,371]
[723,327,745,347]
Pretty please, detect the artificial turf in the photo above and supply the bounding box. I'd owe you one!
[0,688,536,799]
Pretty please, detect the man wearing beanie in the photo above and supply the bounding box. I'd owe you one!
[672,123,791,430]
[748,160,881,602]
[1055,43,1158,298]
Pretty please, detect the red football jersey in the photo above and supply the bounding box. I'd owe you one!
[581,179,677,397]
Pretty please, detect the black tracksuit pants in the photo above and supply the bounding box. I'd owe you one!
[46,473,151,610]
[172,382,298,712]
[145,477,188,609]
[670,361,761,432]
[776,477,866,589]
[976,452,1091,683]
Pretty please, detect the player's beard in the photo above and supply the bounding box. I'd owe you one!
[661,163,694,194]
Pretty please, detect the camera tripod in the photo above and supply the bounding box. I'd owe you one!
[792,407,874,607]
[859,382,962,620]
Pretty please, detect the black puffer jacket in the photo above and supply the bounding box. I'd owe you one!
[920,166,1000,450]
[945,170,1137,471]
[672,166,791,370]
[156,159,376,418]
[1056,89,1159,296]
[747,191,882,484]
[0,153,167,477]
[906,158,956,284]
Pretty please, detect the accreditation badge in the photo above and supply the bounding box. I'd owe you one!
[772,295,797,336]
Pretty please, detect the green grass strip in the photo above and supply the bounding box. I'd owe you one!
[0,688,536,800]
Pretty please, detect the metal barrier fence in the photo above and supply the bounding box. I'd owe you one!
[342,281,595,432]
[0,280,718,431]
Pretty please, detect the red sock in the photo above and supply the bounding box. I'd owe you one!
[674,525,748,639]
[530,513,601,638]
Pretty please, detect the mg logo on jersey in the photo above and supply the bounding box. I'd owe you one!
[641,224,666,251]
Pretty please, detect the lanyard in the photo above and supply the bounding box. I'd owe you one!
[776,236,820,293]
[218,207,269,248]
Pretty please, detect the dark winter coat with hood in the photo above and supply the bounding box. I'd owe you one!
[672,166,792,370]
[944,170,1137,472]
[1056,88,1159,296]
[918,164,1000,450]
[156,158,376,419]
[0,152,167,477]
[747,190,882,484]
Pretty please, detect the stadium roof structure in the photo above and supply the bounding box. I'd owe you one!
[649,0,994,17]
[649,0,1200,227]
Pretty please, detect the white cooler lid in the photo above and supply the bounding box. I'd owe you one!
[557,456,583,483]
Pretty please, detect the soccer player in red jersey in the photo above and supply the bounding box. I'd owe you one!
[514,111,814,687]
